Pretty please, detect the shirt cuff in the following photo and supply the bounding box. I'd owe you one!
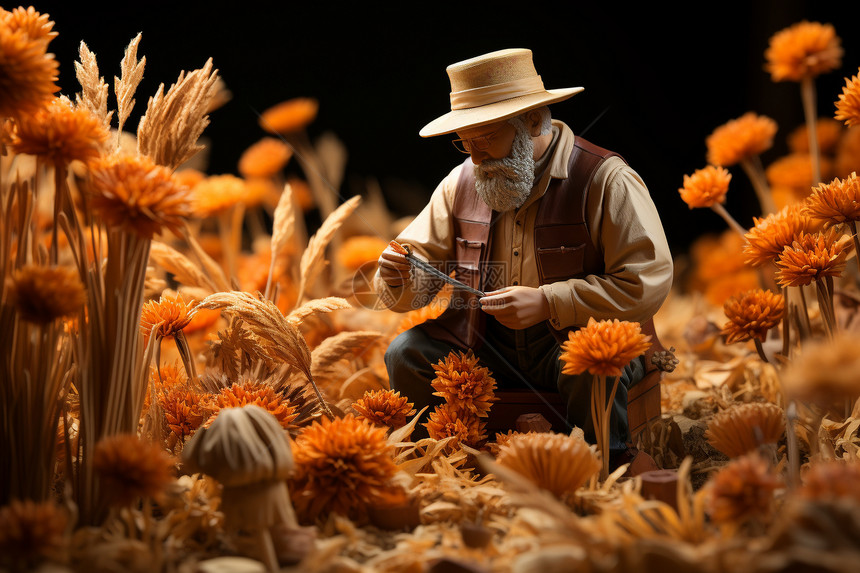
[539,283,564,330]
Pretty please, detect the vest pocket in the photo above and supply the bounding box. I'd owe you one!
[454,237,484,287]
[537,244,585,282]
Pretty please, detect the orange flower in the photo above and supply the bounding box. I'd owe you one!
[352,389,416,429]
[0,10,58,119]
[1,6,58,43]
[774,228,852,288]
[158,384,210,441]
[183,306,221,335]
[93,433,174,507]
[336,235,389,272]
[87,153,193,239]
[705,403,785,458]
[678,165,731,208]
[559,317,651,377]
[6,264,85,324]
[259,97,319,134]
[800,460,860,504]
[804,172,860,224]
[0,498,68,570]
[192,173,246,218]
[11,97,108,165]
[836,126,860,179]
[781,330,860,404]
[765,21,842,82]
[496,432,600,497]
[787,118,844,154]
[706,453,780,526]
[721,289,785,344]
[243,177,280,209]
[140,292,193,344]
[706,112,777,167]
[237,137,292,178]
[209,380,299,430]
[743,203,817,268]
[290,414,397,522]
[173,167,206,190]
[431,349,497,418]
[150,361,187,389]
[765,153,832,191]
[704,269,761,308]
[423,402,487,450]
[835,68,860,127]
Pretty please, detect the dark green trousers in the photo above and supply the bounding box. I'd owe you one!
[384,315,644,451]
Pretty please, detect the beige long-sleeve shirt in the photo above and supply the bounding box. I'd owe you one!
[375,120,674,331]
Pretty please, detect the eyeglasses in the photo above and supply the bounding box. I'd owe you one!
[451,128,503,154]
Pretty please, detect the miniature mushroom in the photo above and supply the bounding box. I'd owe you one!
[181,404,302,571]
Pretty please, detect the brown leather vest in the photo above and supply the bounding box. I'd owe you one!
[417,137,623,349]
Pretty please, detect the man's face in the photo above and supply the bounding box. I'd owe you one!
[458,118,535,212]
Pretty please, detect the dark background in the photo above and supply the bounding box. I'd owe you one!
[34,1,860,256]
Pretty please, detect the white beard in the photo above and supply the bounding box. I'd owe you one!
[473,119,535,212]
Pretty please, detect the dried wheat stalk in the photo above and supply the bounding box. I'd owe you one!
[149,240,217,293]
[74,41,113,132]
[114,33,145,147]
[286,296,351,325]
[310,330,382,375]
[137,58,219,169]
[297,195,361,301]
[265,182,296,300]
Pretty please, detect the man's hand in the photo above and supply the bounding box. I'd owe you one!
[480,286,551,329]
[377,245,412,287]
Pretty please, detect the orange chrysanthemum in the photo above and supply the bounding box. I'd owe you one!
[765,153,833,191]
[706,112,778,167]
[173,167,206,190]
[0,498,67,570]
[706,453,781,526]
[6,264,85,324]
[559,317,651,377]
[208,380,299,430]
[336,235,389,272]
[765,21,843,82]
[781,330,860,404]
[835,68,860,128]
[93,433,174,507]
[431,349,497,418]
[150,361,187,389]
[237,137,292,178]
[743,203,818,268]
[290,414,397,522]
[244,177,280,209]
[721,289,785,345]
[158,384,210,441]
[424,402,488,450]
[787,118,844,154]
[87,153,193,239]
[496,432,600,497]
[800,460,860,504]
[705,403,785,458]
[678,165,732,209]
[352,389,416,429]
[259,97,319,134]
[11,97,108,165]
[192,173,246,218]
[140,292,193,344]
[0,10,58,119]
[183,306,221,335]
[804,172,860,224]
[774,228,852,288]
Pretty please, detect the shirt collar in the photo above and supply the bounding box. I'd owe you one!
[548,119,575,179]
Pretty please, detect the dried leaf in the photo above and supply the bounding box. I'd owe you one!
[297,195,361,301]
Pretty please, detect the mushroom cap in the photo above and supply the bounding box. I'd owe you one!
[182,404,293,487]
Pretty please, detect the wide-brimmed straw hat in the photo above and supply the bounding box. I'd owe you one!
[419,48,583,138]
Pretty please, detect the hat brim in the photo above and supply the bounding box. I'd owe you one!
[418,87,584,138]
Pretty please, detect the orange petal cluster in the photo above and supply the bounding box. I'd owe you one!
[0,7,59,118]
[11,97,108,165]
[352,389,416,429]
[430,349,497,418]
[6,264,85,324]
[774,228,852,288]
[238,137,292,178]
[209,380,299,430]
[705,403,785,457]
[743,203,817,268]
[765,20,843,82]
[336,235,390,272]
[159,385,210,442]
[721,289,785,345]
[259,97,319,134]
[765,153,832,191]
[93,433,174,507]
[87,153,193,239]
[787,118,844,154]
[678,165,732,209]
[804,172,860,224]
[140,292,193,344]
[706,112,777,167]
[781,330,860,404]
[0,498,67,570]
[423,402,487,450]
[835,68,860,127]
[192,174,247,218]
[290,414,397,522]
[799,460,860,504]
[559,317,651,377]
[496,432,600,497]
[706,453,781,526]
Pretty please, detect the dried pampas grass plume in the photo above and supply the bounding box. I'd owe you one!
[495,432,600,498]
[705,403,785,458]
[74,41,112,131]
[114,33,145,142]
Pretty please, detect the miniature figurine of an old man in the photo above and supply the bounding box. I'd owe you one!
[375,48,673,466]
